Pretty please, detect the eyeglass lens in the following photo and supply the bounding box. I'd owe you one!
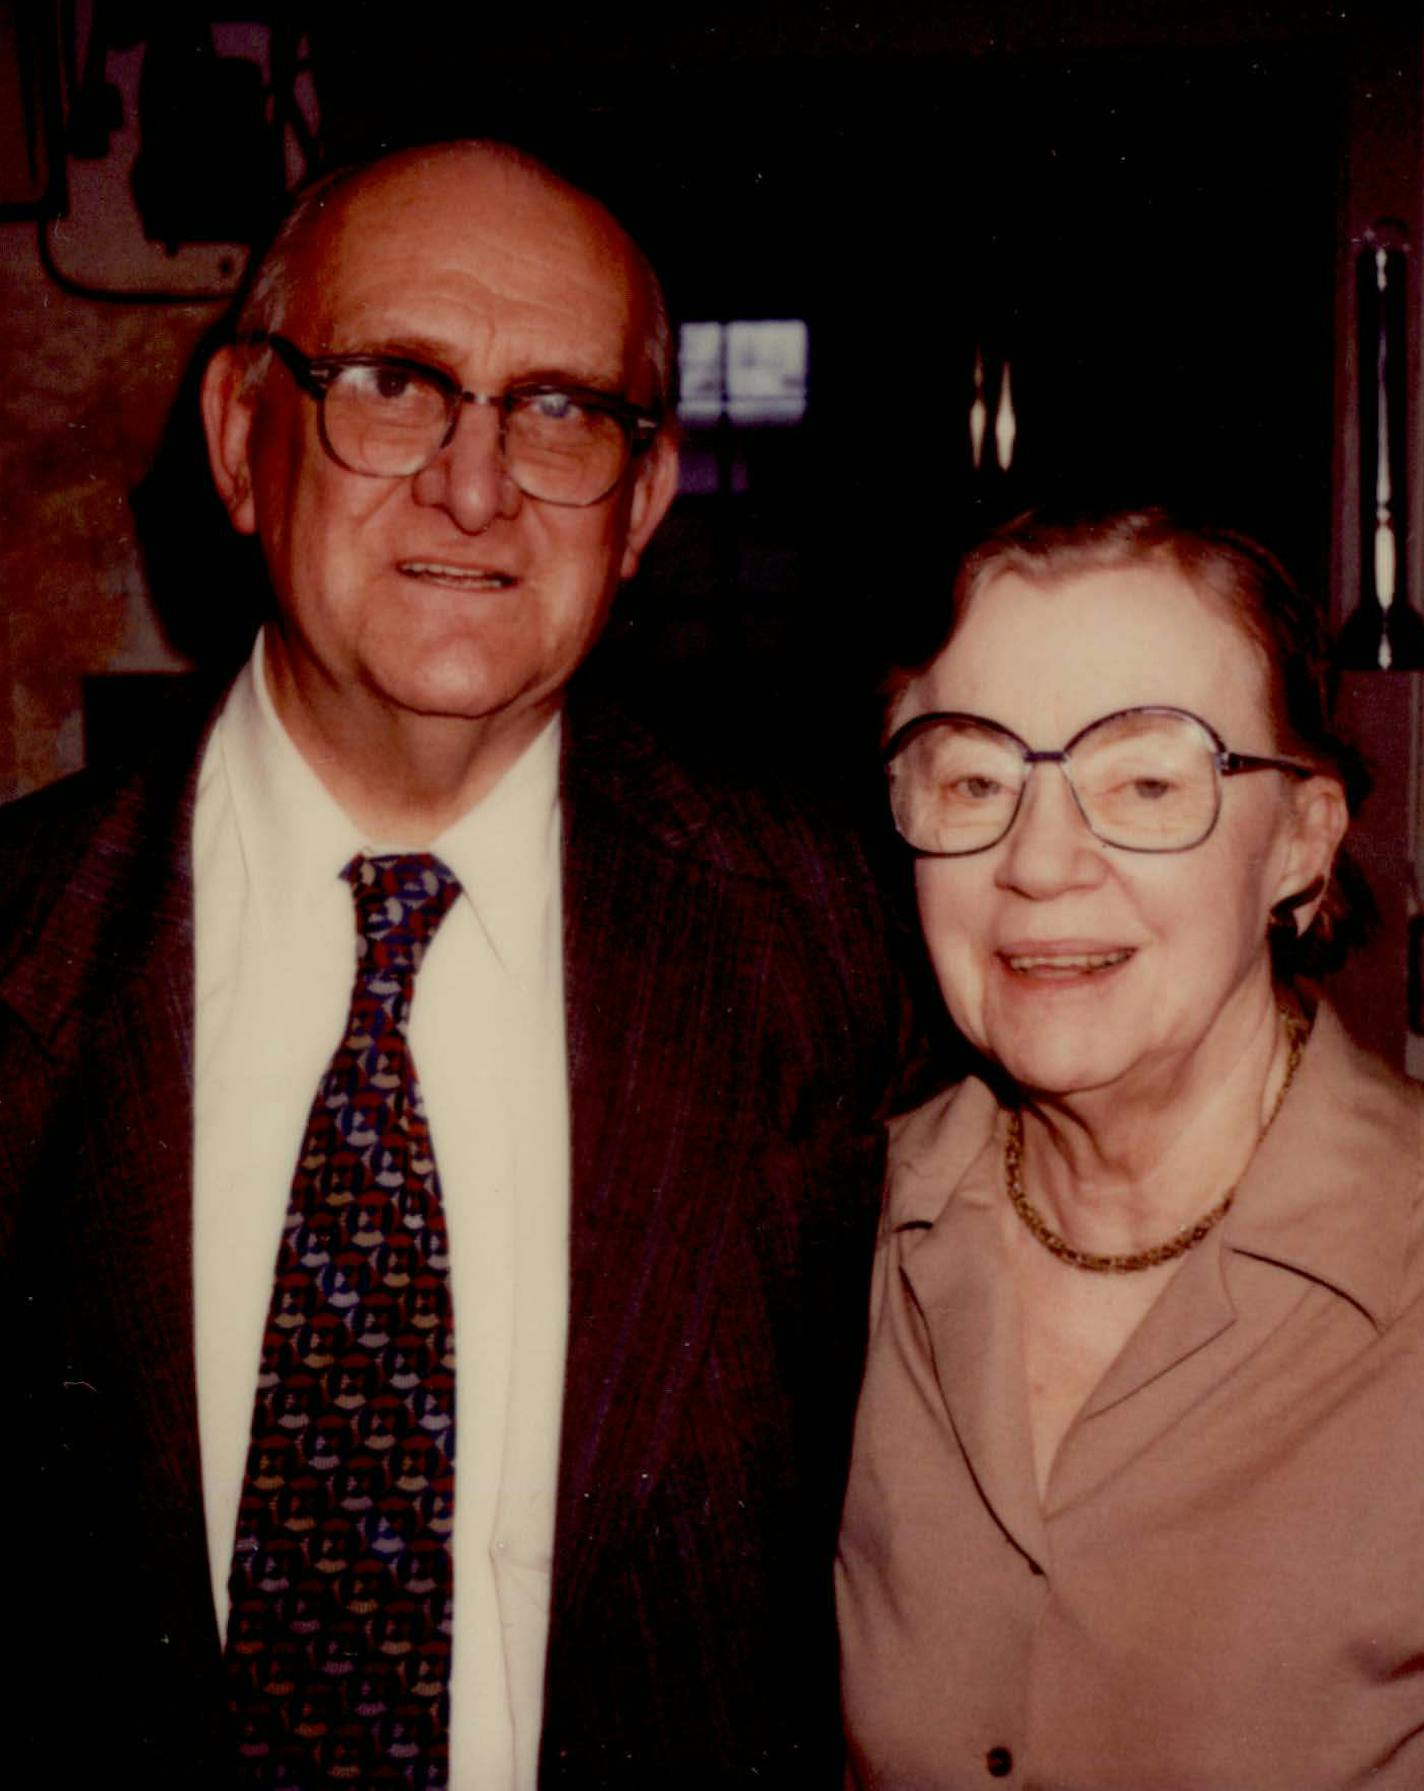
[320,362,631,503]
[890,710,1221,854]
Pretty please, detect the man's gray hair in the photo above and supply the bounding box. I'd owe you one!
[234,142,673,413]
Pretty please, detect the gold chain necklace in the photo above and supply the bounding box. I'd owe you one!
[1002,1015,1307,1275]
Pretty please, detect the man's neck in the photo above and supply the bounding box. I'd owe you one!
[264,645,557,845]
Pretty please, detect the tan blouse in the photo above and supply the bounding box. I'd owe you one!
[837,1007,1424,1791]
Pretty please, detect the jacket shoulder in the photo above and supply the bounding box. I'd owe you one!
[562,687,903,1091]
[563,685,880,882]
[0,741,200,1055]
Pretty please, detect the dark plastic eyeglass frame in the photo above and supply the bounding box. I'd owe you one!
[246,331,663,506]
[883,703,1316,856]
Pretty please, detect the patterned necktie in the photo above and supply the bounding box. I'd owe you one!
[226,853,461,1789]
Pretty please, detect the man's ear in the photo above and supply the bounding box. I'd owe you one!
[1273,775,1350,935]
[201,345,259,535]
[620,430,680,580]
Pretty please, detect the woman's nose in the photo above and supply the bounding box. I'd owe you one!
[993,763,1107,897]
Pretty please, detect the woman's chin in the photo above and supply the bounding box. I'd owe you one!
[979,1018,1141,1102]
[999,1055,1126,1102]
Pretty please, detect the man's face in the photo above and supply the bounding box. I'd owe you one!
[205,149,676,755]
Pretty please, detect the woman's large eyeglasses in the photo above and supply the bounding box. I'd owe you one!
[884,705,1315,856]
[247,331,662,507]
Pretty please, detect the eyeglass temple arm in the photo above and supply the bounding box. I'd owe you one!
[241,330,336,400]
[1218,751,1314,781]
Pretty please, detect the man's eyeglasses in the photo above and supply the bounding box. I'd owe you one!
[884,705,1315,856]
[246,331,662,507]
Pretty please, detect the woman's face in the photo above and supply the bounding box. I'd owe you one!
[903,560,1344,1102]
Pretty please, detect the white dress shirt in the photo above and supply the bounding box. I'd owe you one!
[192,632,569,1790]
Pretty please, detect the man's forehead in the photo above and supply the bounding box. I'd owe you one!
[322,147,618,248]
[283,149,645,359]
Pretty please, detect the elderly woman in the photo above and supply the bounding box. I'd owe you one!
[837,508,1424,1791]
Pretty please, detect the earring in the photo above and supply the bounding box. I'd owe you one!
[1266,907,1298,942]
[1269,876,1325,940]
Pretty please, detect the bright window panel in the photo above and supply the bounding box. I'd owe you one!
[677,319,808,426]
[725,319,808,423]
[677,321,725,426]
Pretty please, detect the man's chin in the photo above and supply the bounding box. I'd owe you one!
[366,669,557,734]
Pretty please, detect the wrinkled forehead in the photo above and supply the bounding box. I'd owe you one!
[281,148,655,390]
[893,556,1276,733]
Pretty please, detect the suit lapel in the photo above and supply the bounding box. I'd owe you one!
[81,863,208,1596]
[552,699,782,1620]
[1,738,217,1649]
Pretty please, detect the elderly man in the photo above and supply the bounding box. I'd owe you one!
[1,143,895,1787]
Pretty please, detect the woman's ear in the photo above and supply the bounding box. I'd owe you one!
[1273,777,1350,936]
[200,345,259,534]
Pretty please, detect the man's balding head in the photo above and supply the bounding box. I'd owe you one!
[200,138,680,832]
[238,143,673,413]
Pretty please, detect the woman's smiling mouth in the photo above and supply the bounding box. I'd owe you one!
[999,947,1136,977]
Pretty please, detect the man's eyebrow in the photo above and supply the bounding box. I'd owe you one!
[319,333,459,366]
[320,336,629,396]
[507,365,629,396]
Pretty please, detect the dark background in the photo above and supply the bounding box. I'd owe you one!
[5,0,1420,1066]
[113,5,1348,756]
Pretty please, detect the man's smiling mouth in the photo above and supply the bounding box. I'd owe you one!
[398,561,518,589]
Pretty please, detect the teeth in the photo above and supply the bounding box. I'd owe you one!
[1006,950,1131,973]
[400,562,513,586]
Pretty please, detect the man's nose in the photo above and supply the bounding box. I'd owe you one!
[409,399,522,533]
[993,763,1107,898]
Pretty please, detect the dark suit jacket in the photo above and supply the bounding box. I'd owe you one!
[0,683,897,1787]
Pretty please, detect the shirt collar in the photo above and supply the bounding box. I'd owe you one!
[888,1005,1423,1333]
[425,711,560,974]
[1219,1003,1423,1330]
[214,627,560,970]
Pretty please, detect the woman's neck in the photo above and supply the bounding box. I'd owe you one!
[1016,994,1296,1257]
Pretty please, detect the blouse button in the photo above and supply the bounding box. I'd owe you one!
[986,1746,1013,1777]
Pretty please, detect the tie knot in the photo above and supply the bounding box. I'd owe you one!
[344,853,461,980]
